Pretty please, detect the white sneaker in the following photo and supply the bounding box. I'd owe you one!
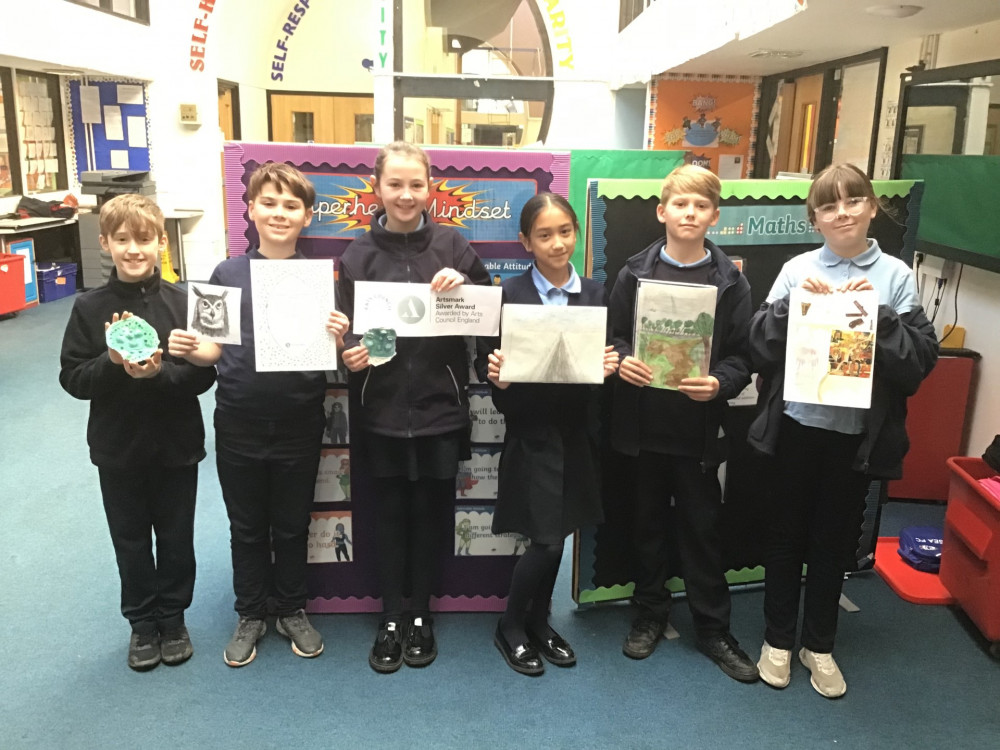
[757,642,791,688]
[799,647,847,698]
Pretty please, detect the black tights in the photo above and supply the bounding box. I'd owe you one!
[372,476,453,620]
[500,540,564,645]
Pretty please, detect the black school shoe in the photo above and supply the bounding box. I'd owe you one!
[369,620,403,674]
[526,626,576,667]
[623,617,666,660]
[494,620,544,676]
[160,624,193,666]
[128,630,161,671]
[403,616,437,667]
[697,632,760,683]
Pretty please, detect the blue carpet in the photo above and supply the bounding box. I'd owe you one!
[1,296,998,749]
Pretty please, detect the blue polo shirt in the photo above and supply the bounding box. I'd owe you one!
[531,263,581,306]
[765,239,919,434]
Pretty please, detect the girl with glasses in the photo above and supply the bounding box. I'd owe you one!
[747,163,938,698]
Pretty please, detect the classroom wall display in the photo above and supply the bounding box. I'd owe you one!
[575,176,923,605]
[648,74,760,180]
[223,142,569,264]
[67,80,150,177]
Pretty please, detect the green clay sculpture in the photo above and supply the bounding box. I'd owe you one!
[105,316,160,362]
[362,327,397,366]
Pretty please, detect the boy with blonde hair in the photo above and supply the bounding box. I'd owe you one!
[60,193,216,670]
[608,165,758,682]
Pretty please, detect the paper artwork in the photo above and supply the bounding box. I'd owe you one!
[250,259,338,372]
[498,304,607,384]
[455,447,500,500]
[784,288,878,408]
[455,506,529,556]
[634,279,717,390]
[353,281,501,337]
[105,315,159,361]
[187,282,241,345]
[361,327,396,366]
[315,448,351,503]
[468,385,506,443]
[307,511,353,563]
[323,389,349,445]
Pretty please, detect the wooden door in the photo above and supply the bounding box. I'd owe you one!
[269,94,374,144]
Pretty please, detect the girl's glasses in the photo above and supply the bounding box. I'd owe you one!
[815,196,869,222]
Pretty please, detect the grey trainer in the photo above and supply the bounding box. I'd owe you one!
[276,610,324,658]
[224,617,266,667]
[758,642,791,688]
[799,647,847,698]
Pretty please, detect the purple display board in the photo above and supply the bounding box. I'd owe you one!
[223,142,569,612]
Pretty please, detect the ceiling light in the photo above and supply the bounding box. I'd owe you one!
[749,49,804,59]
[865,4,924,18]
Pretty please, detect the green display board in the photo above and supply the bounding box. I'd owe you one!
[901,155,1000,273]
[567,150,686,274]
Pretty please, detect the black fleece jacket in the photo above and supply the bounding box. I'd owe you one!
[337,210,490,438]
[747,295,938,478]
[59,269,216,467]
[607,237,753,465]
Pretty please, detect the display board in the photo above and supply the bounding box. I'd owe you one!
[223,142,569,612]
[67,80,150,177]
[574,177,923,605]
[900,154,1000,274]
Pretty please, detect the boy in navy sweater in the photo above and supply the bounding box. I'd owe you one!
[608,165,758,683]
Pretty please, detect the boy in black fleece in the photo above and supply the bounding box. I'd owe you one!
[60,194,216,671]
[608,165,758,682]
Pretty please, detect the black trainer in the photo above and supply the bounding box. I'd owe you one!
[369,620,403,673]
[623,617,666,659]
[160,624,193,666]
[402,616,437,667]
[128,631,161,671]
[698,632,760,683]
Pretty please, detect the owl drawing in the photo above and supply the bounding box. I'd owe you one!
[191,287,229,337]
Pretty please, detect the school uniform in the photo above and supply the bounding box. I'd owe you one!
[59,268,216,633]
[608,237,753,635]
[485,266,607,544]
[748,239,938,652]
[210,247,327,619]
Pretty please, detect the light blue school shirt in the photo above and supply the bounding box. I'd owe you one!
[765,239,919,434]
[531,263,581,305]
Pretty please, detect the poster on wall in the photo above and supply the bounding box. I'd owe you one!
[307,511,353,564]
[455,506,529,556]
[651,77,757,178]
[224,142,568,263]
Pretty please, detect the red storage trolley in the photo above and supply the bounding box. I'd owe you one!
[940,456,1000,657]
[0,253,27,315]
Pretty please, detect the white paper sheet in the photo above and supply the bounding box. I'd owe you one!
[250,259,338,372]
[103,105,124,140]
[109,149,129,169]
[784,288,878,408]
[187,282,242,345]
[499,304,607,384]
[117,84,144,105]
[127,116,147,148]
[353,281,501,337]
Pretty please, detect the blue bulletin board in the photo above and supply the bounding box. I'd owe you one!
[67,80,151,179]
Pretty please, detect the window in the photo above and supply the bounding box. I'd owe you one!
[64,0,150,25]
[0,70,15,198]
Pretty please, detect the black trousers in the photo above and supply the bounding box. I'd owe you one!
[372,476,454,619]
[763,416,869,654]
[98,464,198,634]
[215,409,323,619]
[630,451,731,636]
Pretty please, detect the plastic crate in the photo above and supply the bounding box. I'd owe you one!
[940,456,1000,648]
[35,262,77,303]
[0,253,27,315]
